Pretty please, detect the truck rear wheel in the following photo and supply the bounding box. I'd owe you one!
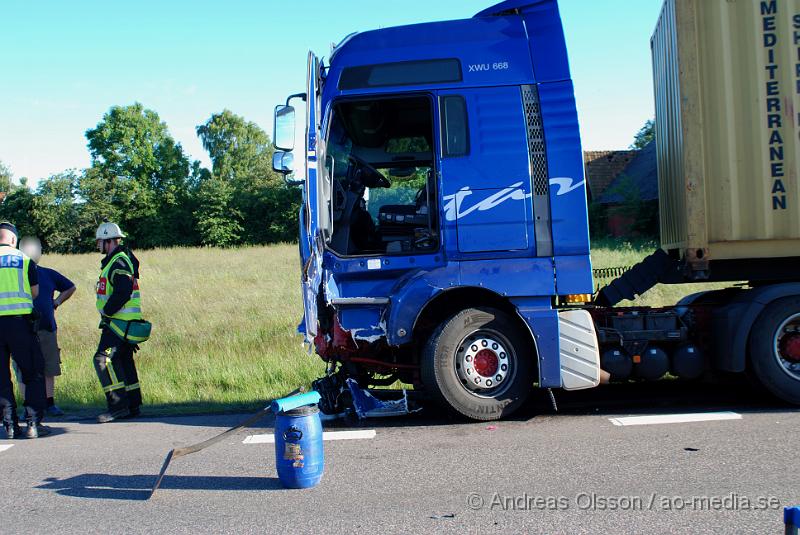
[421,307,533,421]
[749,296,800,405]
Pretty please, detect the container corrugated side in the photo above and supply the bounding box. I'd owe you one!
[652,0,800,263]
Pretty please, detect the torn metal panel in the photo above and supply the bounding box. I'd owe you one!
[323,271,341,303]
[350,320,388,344]
[345,378,418,418]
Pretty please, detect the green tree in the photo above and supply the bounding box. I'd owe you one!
[0,179,36,238]
[0,160,12,194]
[630,119,655,150]
[30,171,82,253]
[193,175,243,247]
[197,110,298,244]
[196,110,278,187]
[76,167,123,250]
[85,103,192,247]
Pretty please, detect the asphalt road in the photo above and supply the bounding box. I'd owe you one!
[2,381,797,534]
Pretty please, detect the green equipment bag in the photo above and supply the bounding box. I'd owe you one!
[107,318,152,344]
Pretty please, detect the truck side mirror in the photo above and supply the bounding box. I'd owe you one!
[273,151,295,174]
[273,151,303,186]
[274,105,296,151]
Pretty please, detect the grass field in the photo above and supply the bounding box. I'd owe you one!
[33,240,732,416]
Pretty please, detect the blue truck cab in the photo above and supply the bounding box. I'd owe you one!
[273,0,603,420]
[273,0,800,420]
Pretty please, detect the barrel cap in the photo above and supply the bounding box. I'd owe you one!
[271,391,321,413]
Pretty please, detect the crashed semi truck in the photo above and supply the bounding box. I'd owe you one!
[271,0,800,420]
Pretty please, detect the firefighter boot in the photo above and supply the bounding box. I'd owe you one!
[96,408,130,423]
[2,406,21,439]
[3,422,21,439]
[25,420,52,439]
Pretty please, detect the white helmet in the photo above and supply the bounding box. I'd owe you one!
[96,222,125,240]
[20,236,42,263]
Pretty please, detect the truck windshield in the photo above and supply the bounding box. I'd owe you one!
[322,95,438,256]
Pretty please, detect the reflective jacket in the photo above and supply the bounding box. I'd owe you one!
[0,245,33,317]
[96,249,142,321]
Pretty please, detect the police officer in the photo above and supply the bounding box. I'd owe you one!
[93,222,143,423]
[0,222,49,438]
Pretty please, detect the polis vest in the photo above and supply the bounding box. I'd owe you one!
[0,246,33,317]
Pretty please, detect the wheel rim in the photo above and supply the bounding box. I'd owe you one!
[773,312,800,381]
[454,329,516,398]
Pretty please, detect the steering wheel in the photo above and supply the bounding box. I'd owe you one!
[348,155,391,188]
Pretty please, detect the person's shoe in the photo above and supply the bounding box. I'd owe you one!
[96,409,130,423]
[25,422,52,439]
[3,423,22,440]
[46,405,65,417]
[123,407,141,419]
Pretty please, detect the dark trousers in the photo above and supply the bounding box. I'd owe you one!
[0,316,46,424]
[93,327,141,413]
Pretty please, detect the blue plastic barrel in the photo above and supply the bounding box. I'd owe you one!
[274,404,324,489]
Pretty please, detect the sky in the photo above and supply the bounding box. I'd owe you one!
[0,0,664,184]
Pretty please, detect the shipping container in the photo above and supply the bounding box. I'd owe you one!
[652,0,800,272]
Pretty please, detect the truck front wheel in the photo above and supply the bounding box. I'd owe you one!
[421,307,533,420]
[749,296,800,405]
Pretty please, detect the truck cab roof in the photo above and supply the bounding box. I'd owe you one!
[324,0,569,100]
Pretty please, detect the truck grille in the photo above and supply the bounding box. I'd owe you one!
[521,84,548,196]
[522,84,553,257]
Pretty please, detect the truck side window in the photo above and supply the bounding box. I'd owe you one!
[324,96,439,256]
[440,96,469,157]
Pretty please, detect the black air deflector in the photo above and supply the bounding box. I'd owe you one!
[338,59,462,90]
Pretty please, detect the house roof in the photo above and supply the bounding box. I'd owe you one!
[583,149,637,200]
[597,141,658,204]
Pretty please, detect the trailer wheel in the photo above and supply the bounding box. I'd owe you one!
[749,296,800,405]
[421,307,533,421]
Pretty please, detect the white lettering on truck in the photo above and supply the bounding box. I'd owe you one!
[442,177,584,221]
[468,62,509,73]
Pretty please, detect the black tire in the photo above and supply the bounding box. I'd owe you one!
[748,296,800,405]
[421,307,534,421]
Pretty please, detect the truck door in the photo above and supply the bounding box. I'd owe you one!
[300,51,323,342]
[436,86,542,257]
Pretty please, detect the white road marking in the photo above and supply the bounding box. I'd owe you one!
[609,412,742,427]
[243,430,376,444]
[0,444,14,453]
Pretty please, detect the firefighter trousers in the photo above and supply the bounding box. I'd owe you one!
[93,327,141,413]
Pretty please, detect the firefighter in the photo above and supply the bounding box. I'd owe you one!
[93,222,143,423]
[0,221,50,439]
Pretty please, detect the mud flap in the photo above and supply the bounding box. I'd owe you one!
[558,309,601,390]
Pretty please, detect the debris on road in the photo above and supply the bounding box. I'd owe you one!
[346,379,419,419]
